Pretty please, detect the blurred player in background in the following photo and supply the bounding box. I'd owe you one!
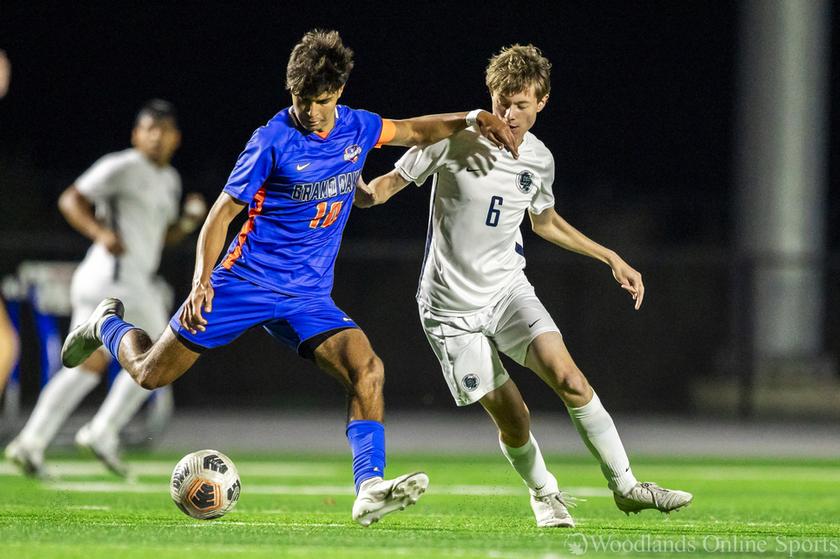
[0,50,18,393]
[5,99,207,477]
[61,30,517,526]
[356,44,692,527]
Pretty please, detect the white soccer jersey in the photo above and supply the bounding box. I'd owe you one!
[74,148,181,286]
[396,127,555,314]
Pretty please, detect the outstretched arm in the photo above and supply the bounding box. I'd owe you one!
[354,170,411,208]
[529,208,645,309]
[179,193,245,334]
[384,111,518,158]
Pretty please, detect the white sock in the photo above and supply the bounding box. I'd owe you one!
[17,366,101,452]
[567,392,638,495]
[499,432,558,497]
[87,370,152,438]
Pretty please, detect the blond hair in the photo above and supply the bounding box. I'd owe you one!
[485,44,551,99]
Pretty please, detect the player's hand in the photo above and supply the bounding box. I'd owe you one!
[180,281,214,334]
[610,257,644,310]
[178,193,208,234]
[476,111,519,159]
[96,229,125,255]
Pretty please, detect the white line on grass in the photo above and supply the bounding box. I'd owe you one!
[0,461,342,477]
[47,481,613,497]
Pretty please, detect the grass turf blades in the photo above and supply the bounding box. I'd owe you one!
[2,454,839,558]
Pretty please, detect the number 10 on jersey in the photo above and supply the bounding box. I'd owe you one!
[310,201,343,228]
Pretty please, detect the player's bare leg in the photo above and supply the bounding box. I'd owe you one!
[5,348,109,478]
[525,331,692,514]
[314,328,428,526]
[313,328,385,422]
[115,328,200,389]
[480,379,574,527]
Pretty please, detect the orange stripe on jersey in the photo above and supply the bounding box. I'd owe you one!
[374,119,396,148]
[222,186,267,270]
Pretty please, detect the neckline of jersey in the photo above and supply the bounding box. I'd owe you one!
[288,106,344,141]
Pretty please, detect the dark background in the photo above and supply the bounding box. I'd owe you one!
[1,2,837,412]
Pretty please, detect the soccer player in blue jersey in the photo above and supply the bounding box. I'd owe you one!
[61,29,516,526]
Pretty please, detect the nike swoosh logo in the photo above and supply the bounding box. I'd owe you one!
[528,319,541,328]
[296,163,311,171]
[467,167,481,173]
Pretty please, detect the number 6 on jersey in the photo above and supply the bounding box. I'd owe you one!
[486,196,503,227]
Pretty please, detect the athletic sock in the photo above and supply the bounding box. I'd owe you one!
[346,420,386,494]
[98,315,138,363]
[17,366,101,452]
[86,370,152,438]
[500,432,558,497]
[567,392,638,495]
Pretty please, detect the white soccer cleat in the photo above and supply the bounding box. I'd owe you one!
[75,422,128,478]
[61,298,124,368]
[530,492,576,528]
[351,472,429,527]
[614,481,693,515]
[4,437,46,479]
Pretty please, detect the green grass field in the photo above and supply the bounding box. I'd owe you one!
[2,453,839,558]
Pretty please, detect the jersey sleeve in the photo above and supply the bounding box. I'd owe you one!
[529,152,555,214]
[394,139,449,186]
[222,127,276,203]
[374,119,396,148]
[75,153,129,200]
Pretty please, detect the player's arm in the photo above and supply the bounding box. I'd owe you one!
[165,193,209,246]
[384,111,518,158]
[179,193,245,334]
[354,170,411,208]
[57,185,124,255]
[529,208,645,310]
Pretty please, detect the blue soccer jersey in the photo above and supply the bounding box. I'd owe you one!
[220,105,385,296]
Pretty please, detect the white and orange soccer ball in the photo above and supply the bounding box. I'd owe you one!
[170,449,241,519]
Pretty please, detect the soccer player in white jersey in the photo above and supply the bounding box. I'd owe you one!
[356,45,692,527]
[5,100,207,477]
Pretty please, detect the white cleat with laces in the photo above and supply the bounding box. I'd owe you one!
[530,491,576,528]
[614,481,693,515]
[352,472,429,527]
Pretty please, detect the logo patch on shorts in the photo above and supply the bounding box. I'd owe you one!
[461,374,480,392]
[516,170,535,193]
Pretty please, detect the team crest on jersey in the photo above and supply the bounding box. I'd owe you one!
[344,144,362,163]
[462,374,480,392]
[516,170,535,193]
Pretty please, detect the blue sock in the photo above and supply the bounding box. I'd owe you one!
[99,315,137,363]
[346,420,386,493]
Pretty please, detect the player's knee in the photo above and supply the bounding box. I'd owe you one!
[549,361,588,397]
[136,362,166,390]
[351,355,384,392]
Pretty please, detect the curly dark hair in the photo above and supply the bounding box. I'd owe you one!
[485,44,552,100]
[285,30,354,98]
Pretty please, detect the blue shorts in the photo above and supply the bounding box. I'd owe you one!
[168,267,358,358]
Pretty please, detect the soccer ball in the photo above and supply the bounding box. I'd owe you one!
[170,449,241,519]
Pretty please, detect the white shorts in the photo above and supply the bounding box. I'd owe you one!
[418,275,560,406]
[69,263,171,338]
